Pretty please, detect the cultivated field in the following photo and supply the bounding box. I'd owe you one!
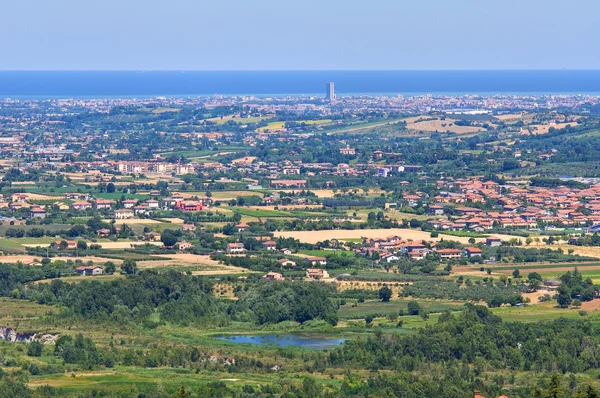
[274,228,516,245]
[524,122,576,135]
[403,116,485,134]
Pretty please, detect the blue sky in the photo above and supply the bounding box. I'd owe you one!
[0,0,598,70]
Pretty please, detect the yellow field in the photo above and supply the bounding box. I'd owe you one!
[524,122,576,135]
[22,241,163,250]
[274,228,485,244]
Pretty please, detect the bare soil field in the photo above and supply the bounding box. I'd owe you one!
[522,290,553,304]
[555,245,600,258]
[138,253,252,275]
[580,299,600,311]
[160,217,185,224]
[231,156,257,165]
[26,193,64,200]
[524,122,576,135]
[494,113,524,121]
[274,228,489,244]
[403,117,485,134]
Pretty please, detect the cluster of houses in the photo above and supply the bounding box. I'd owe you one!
[389,179,600,231]
[0,191,210,222]
[360,235,501,262]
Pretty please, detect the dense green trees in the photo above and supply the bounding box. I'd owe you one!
[330,304,600,378]
[234,280,339,325]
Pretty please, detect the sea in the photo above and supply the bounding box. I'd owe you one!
[2,70,600,99]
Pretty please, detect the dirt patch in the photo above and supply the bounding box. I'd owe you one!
[580,299,600,311]
[522,290,553,304]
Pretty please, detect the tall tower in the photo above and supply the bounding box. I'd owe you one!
[325,82,335,102]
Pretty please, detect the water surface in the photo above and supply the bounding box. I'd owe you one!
[215,334,345,349]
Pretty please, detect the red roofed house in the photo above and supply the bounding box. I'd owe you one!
[262,241,277,251]
[436,248,463,259]
[306,268,329,279]
[263,272,284,281]
[227,243,246,254]
[465,247,483,257]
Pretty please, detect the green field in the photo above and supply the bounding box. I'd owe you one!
[298,249,354,257]
[338,299,463,320]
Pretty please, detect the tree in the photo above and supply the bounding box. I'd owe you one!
[27,341,43,357]
[106,183,116,193]
[557,284,572,308]
[77,240,87,250]
[528,272,543,281]
[378,285,392,302]
[546,373,563,398]
[407,300,421,315]
[161,230,178,247]
[512,269,521,279]
[173,386,190,398]
[364,315,373,326]
[104,261,116,275]
[121,259,138,275]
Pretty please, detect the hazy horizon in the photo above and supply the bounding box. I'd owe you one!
[2,0,599,70]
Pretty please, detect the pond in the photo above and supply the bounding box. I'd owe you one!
[215,334,346,350]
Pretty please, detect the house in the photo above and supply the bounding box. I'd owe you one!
[71,201,92,211]
[281,248,292,255]
[97,228,111,238]
[115,209,134,219]
[270,180,307,188]
[94,199,113,210]
[30,207,46,218]
[306,256,327,266]
[429,205,445,216]
[227,243,246,254]
[465,247,483,257]
[485,236,502,247]
[381,253,400,263]
[76,266,103,276]
[262,241,277,251]
[263,272,284,281]
[122,199,137,208]
[65,193,90,201]
[146,199,160,209]
[181,224,196,232]
[177,241,193,251]
[177,201,202,211]
[306,268,329,279]
[340,147,356,155]
[436,248,463,259]
[53,201,70,211]
[236,223,250,232]
[277,258,296,267]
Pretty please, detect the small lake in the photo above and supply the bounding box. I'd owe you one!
[215,334,346,350]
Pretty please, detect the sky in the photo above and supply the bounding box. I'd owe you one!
[0,0,599,70]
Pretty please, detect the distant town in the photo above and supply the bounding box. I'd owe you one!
[3,87,600,397]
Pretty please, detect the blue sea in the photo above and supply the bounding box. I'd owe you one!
[2,70,600,98]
